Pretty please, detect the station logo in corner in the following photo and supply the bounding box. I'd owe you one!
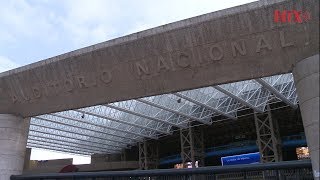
[274,10,311,23]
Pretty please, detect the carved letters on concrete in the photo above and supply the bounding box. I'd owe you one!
[7,69,112,104]
[2,29,307,105]
[133,30,298,78]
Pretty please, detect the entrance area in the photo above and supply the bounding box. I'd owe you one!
[0,0,318,179]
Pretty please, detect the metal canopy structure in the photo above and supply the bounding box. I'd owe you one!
[27,73,298,155]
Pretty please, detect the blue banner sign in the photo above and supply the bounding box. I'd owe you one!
[221,152,260,166]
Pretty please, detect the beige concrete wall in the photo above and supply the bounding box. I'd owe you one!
[0,0,318,117]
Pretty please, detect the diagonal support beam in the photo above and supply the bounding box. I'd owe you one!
[255,78,297,109]
[76,109,167,136]
[174,93,236,120]
[214,86,264,113]
[104,104,186,128]
[136,99,212,125]
[50,113,139,141]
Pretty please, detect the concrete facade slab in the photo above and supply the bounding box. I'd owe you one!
[0,115,30,180]
[0,0,318,117]
[0,0,318,178]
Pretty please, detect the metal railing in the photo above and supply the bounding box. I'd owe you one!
[11,160,313,180]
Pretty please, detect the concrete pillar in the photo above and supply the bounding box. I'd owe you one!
[23,148,32,171]
[0,114,30,180]
[293,54,319,180]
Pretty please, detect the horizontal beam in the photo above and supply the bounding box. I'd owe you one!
[33,116,131,146]
[27,143,91,156]
[255,78,297,109]
[28,129,121,152]
[27,141,94,155]
[174,93,236,120]
[28,134,119,153]
[30,122,125,149]
[75,109,159,139]
[27,140,97,155]
[49,113,138,141]
[136,99,211,125]
[214,86,264,113]
[104,104,185,128]
[28,136,117,154]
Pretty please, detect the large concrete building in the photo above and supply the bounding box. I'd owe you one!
[0,0,319,179]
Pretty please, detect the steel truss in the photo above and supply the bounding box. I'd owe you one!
[254,105,282,163]
[104,104,185,128]
[137,98,211,125]
[28,128,122,153]
[27,144,91,156]
[138,93,216,127]
[180,125,205,168]
[28,134,117,153]
[30,121,126,149]
[260,74,298,106]
[214,85,264,113]
[27,140,97,155]
[138,141,159,170]
[76,108,170,135]
[174,92,236,120]
[28,129,121,151]
[28,73,297,156]
[33,116,136,144]
[75,109,161,139]
[28,141,93,155]
[50,113,139,141]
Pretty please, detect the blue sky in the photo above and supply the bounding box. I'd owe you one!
[1,0,256,164]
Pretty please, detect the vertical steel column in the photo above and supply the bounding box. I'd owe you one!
[138,142,146,169]
[254,105,282,163]
[138,141,158,170]
[180,124,205,168]
[120,149,126,161]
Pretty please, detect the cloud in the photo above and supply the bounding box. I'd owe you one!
[124,0,258,34]
[0,0,257,68]
[56,0,120,47]
[0,56,20,73]
[0,1,58,43]
[1,0,257,47]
